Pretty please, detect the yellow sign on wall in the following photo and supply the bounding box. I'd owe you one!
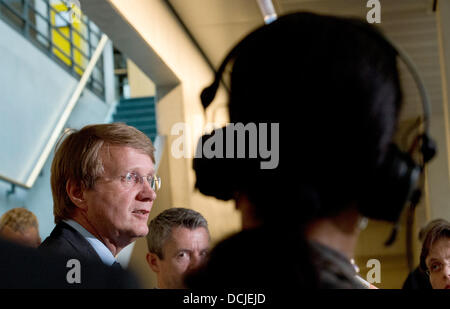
[50,2,87,76]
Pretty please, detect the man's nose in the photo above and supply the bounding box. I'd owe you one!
[137,178,157,201]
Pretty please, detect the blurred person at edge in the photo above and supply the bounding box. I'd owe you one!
[420,219,450,289]
[0,207,41,248]
[402,219,449,289]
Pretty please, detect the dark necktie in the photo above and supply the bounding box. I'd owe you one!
[111,261,122,270]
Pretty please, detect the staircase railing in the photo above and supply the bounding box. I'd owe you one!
[0,33,109,190]
[25,33,109,189]
[0,0,105,98]
[0,4,110,190]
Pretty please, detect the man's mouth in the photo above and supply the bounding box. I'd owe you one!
[132,209,149,215]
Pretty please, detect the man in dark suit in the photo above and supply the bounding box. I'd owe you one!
[1,238,139,288]
[39,123,160,276]
[39,220,114,268]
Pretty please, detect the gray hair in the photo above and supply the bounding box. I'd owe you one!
[146,207,209,258]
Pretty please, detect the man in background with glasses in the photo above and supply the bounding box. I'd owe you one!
[40,123,160,273]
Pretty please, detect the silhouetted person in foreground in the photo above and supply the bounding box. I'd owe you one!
[188,12,434,291]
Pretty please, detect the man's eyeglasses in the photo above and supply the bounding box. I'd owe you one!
[120,172,161,191]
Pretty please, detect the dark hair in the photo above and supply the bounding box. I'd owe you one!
[419,219,449,242]
[419,219,450,273]
[226,12,402,222]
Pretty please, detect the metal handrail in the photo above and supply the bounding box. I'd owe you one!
[0,174,29,190]
[0,0,110,189]
[25,34,109,188]
[0,34,109,189]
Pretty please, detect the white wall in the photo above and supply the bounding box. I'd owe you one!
[127,59,156,98]
[0,17,115,239]
[107,0,240,241]
[433,0,450,221]
[102,0,241,287]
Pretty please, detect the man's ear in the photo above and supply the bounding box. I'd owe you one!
[146,252,161,274]
[66,179,87,209]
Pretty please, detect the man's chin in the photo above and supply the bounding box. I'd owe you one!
[120,226,149,242]
[133,226,149,238]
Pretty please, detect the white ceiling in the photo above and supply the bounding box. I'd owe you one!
[168,0,265,68]
[167,0,435,66]
[167,0,441,121]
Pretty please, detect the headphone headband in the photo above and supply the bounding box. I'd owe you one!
[386,37,432,135]
[195,12,437,234]
[200,45,237,109]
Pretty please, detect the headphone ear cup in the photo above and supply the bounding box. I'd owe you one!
[421,134,437,163]
[360,144,421,222]
[193,127,235,201]
[200,84,219,109]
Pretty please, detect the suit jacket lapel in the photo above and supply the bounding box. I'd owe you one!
[56,221,103,264]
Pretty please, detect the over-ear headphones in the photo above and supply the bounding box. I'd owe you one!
[194,12,437,228]
[354,31,436,223]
